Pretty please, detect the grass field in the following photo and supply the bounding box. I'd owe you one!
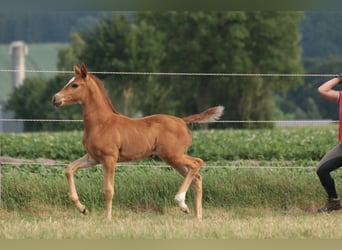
[1,161,341,239]
[1,206,341,239]
[1,128,342,239]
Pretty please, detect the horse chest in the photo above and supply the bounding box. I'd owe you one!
[82,132,119,157]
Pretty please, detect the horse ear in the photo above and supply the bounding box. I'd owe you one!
[74,64,81,75]
[80,63,88,78]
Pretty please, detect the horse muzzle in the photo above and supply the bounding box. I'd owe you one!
[52,94,63,107]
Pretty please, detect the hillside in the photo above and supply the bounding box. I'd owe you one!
[0,43,68,101]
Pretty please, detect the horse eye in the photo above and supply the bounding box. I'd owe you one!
[71,83,79,89]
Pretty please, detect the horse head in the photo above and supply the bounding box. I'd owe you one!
[52,64,90,107]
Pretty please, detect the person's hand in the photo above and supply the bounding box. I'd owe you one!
[336,72,342,83]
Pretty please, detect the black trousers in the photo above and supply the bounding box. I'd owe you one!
[316,144,342,199]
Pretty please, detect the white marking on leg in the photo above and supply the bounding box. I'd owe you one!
[175,192,188,212]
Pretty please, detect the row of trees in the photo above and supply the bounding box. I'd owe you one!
[274,11,342,121]
[8,12,304,131]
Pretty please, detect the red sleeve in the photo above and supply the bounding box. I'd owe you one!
[338,92,342,143]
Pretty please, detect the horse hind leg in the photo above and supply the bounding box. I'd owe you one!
[174,165,203,220]
[167,155,203,220]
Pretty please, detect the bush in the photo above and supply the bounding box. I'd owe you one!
[0,127,338,161]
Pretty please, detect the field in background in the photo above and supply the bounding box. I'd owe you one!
[0,43,67,101]
[0,127,339,161]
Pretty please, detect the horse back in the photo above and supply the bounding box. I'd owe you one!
[117,114,192,161]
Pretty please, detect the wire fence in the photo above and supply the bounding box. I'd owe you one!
[0,68,337,77]
[0,117,328,170]
[0,118,339,124]
[0,69,336,170]
[0,159,318,170]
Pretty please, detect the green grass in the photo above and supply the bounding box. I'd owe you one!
[1,128,342,239]
[1,127,341,212]
[1,162,340,212]
[0,43,67,101]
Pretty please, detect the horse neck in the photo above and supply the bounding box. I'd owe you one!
[82,82,118,128]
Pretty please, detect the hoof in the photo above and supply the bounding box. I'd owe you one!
[183,207,190,214]
[81,208,88,215]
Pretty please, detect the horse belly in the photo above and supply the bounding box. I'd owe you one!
[118,134,155,162]
[118,146,154,162]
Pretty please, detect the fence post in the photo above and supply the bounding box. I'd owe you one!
[9,40,28,88]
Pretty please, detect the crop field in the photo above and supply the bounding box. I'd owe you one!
[1,127,342,239]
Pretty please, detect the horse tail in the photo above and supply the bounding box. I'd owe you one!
[183,106,224,124]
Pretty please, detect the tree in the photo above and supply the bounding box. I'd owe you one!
[79,14,168,116]
[7,76,83,131]
[276,12,342,120]
[57,32,85,71]
[7,77,47,131]
[137,12,304,128]
[7,11,305,131]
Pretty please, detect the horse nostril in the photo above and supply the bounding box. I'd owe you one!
[52,95,62,107]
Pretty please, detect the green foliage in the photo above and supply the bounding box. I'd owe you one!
[301,12,342,58]
[0,131,84,160]
[79,14,167,116]
[1,163,336,212]
[274,11,342,120]
[0,43,68,102]
[276,56,342,121]
[6,75,83,131]
[0,127,337,162]
[136,12,304,128]
[5,11,304,130]
[6,77,47,131]
[1,128,340,212]
[57,33,85,71]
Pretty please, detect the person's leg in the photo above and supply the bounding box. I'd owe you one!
[316,144,342,212]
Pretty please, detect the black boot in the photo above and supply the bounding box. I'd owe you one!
[317,197,342,213]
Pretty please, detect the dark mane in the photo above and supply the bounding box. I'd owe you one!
[89,73,120,115]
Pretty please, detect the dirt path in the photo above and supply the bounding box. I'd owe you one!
[0,156,60,165]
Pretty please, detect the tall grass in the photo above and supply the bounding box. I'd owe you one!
[1,163,338,213]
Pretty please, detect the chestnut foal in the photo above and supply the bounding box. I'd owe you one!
[52,64,224,221]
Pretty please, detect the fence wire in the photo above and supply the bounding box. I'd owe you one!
[0,161,318,170]
[0,69,336,170]
[0,68,337,77]
[0,119,339,124]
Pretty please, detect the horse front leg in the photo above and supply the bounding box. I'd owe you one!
[101,156,117,221]
[192,173,203,220]
[65,154,97,215]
